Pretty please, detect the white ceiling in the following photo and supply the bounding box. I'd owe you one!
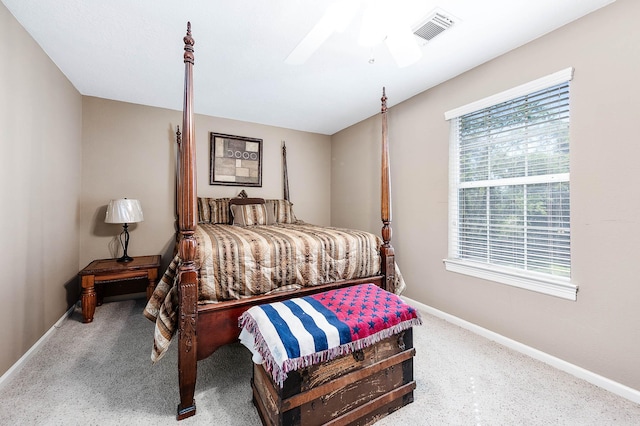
[3,0,615,135]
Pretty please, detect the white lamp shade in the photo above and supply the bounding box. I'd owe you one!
[105,199,144,224]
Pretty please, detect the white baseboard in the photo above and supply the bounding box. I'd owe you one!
[402,296,640,405]
[0,303,76,388]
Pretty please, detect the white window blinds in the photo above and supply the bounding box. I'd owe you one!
[445,69,577,300]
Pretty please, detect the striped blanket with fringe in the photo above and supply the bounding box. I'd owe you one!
[238,283,422,387]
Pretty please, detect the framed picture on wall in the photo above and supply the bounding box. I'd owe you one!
[209,132,263,187]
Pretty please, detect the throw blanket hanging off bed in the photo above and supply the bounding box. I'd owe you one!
[238,283,422,387]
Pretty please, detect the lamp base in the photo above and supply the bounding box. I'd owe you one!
[118,223,134,262]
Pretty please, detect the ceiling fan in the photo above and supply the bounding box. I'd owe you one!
[285,0,456,68]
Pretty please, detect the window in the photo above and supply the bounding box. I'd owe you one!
[444,68,577,300]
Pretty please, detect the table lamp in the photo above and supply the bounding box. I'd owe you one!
[105,198,144,262]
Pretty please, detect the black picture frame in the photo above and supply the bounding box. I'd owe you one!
[209,132,263,187]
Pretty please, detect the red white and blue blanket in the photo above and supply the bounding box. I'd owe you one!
[238,283,422,387]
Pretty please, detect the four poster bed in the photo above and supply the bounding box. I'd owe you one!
[144,23,404,420]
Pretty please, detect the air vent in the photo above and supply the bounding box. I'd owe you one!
[413,11,455,44]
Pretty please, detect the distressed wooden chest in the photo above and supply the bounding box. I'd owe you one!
[251,328,415,426]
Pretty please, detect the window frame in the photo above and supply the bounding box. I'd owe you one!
[443,68,578,301]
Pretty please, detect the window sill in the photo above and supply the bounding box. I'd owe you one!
[443,258,578,301]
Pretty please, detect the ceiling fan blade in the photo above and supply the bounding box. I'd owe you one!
[358,0,386,47]
[285,1,360,65]
[329,0,360,33]
[385,25,422,68]
[285,22,334,65]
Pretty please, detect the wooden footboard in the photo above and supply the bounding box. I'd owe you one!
[174,23,395,420]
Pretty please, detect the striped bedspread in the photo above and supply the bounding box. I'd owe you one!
[144,222,406,362]
[238,283,422,387]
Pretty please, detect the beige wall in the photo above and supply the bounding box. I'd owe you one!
[0,3,82,375]
[332,0,640,390]
[80,98,331,269]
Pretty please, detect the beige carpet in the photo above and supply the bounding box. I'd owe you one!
[0,297,639,425]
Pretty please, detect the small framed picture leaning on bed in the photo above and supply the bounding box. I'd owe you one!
[210,132,263,187]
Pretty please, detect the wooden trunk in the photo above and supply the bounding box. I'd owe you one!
[252,328,416,426]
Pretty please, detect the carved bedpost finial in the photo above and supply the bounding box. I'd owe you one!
[184,22,195,64]
[381,87,387,114]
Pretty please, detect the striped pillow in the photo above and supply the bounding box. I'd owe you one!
[266,199,297,224]
[197,197,213,223]
[210,198,231,224]
[198,197,232,224]
[231,203,274,226]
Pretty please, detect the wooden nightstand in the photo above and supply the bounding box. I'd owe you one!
[78,255,161,323]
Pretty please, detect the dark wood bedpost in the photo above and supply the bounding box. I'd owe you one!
[380,88,396,292]
[282,141,290,202]
[176,22,198,421]
[175,126,182,235]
